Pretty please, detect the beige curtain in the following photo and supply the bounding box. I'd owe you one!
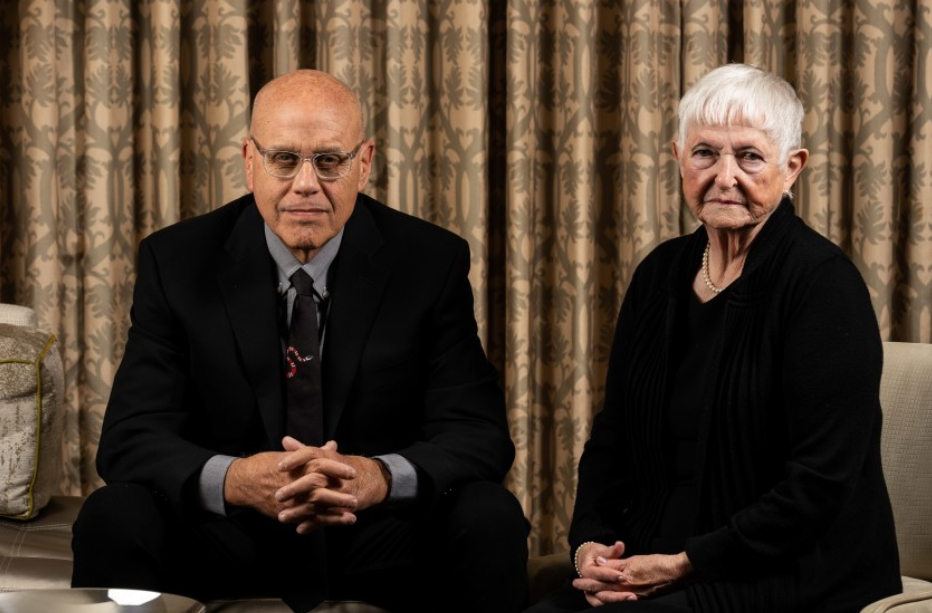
[1,0,930,555]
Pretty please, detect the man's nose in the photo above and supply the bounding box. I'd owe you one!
[292,158,321,192]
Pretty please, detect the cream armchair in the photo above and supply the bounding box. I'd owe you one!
[860,341,932,612]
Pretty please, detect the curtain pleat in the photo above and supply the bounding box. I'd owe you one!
[2,0,931,554]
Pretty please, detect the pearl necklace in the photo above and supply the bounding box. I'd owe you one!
[701,243,724,294]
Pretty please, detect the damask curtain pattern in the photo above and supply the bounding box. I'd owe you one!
[1,0,930,555]
[0,0,250,494]
[315,0,498,332]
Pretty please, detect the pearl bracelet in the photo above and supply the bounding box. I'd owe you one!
[574,541,597,577]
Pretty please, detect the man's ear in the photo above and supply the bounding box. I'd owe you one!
[243,138,255,193]
[356,140,375,191]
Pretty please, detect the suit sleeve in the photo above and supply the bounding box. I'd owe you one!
[393,240,515,504]
[96,239,217,516]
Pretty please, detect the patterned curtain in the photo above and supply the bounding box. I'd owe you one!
[1,0,930,555]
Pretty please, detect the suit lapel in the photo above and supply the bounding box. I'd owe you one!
[217,201,286,448]
[322,198,389,438]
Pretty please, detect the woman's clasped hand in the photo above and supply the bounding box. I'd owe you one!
[573,542,694,607]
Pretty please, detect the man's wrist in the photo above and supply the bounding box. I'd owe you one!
[371,453,417,504]
[674,551,694,578]
[372,457,393,501]
[223,457,248,507]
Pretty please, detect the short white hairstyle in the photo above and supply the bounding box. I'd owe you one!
[677,64,804,164]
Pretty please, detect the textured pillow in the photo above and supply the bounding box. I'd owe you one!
[0,309,65,520]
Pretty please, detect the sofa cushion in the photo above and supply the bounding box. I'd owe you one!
[0,308,66,520]
[0,495,80,590]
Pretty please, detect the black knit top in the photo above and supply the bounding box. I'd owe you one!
[652,288,729,555]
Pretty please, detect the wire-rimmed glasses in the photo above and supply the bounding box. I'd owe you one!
[250,137,366,181]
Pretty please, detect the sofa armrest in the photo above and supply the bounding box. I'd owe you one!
[860,590,932,613]
[860,577,932,613]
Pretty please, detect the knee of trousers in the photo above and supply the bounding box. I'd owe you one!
[440,481,529,552]
[73,483,170,557]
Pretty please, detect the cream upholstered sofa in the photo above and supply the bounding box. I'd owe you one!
[2,302,932,611]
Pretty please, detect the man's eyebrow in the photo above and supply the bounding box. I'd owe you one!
[265,143,348,153]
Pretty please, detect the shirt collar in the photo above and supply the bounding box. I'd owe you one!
[265,224,344,298]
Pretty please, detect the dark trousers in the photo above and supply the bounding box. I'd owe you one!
[72,481,529,613]
[524,582,694,613]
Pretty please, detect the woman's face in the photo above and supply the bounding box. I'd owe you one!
[673,124,807,234]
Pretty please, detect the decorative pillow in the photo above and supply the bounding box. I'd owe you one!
[0,305,65,520]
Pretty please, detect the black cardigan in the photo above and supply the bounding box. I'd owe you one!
[570,201,901,612]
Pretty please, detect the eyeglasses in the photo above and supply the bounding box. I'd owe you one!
[250,137,366,181]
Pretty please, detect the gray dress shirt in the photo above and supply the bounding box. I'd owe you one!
[197,224,417,515]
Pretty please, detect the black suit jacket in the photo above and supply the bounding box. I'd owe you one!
[97,193,513,517]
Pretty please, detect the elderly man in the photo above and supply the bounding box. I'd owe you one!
[72,70,528,613]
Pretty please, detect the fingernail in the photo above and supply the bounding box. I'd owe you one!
[596,556,607,565]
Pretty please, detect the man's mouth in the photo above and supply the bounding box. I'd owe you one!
[281,206,328,217]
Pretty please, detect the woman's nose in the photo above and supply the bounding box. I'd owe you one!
[714,155,738,189]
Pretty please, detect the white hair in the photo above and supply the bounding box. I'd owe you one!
[677,64,804,164]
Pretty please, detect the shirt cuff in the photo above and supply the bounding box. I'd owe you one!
[373,453,418,503]
[198,454,237,516]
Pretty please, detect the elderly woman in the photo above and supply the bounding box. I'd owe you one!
[526,64,901,613]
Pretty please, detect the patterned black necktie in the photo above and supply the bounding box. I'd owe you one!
[281,270,329,613]
[285,269,324,446]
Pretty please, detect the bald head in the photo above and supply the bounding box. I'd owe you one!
[250,70,364,141]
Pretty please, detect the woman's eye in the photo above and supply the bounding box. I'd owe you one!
[690,149,715,167]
